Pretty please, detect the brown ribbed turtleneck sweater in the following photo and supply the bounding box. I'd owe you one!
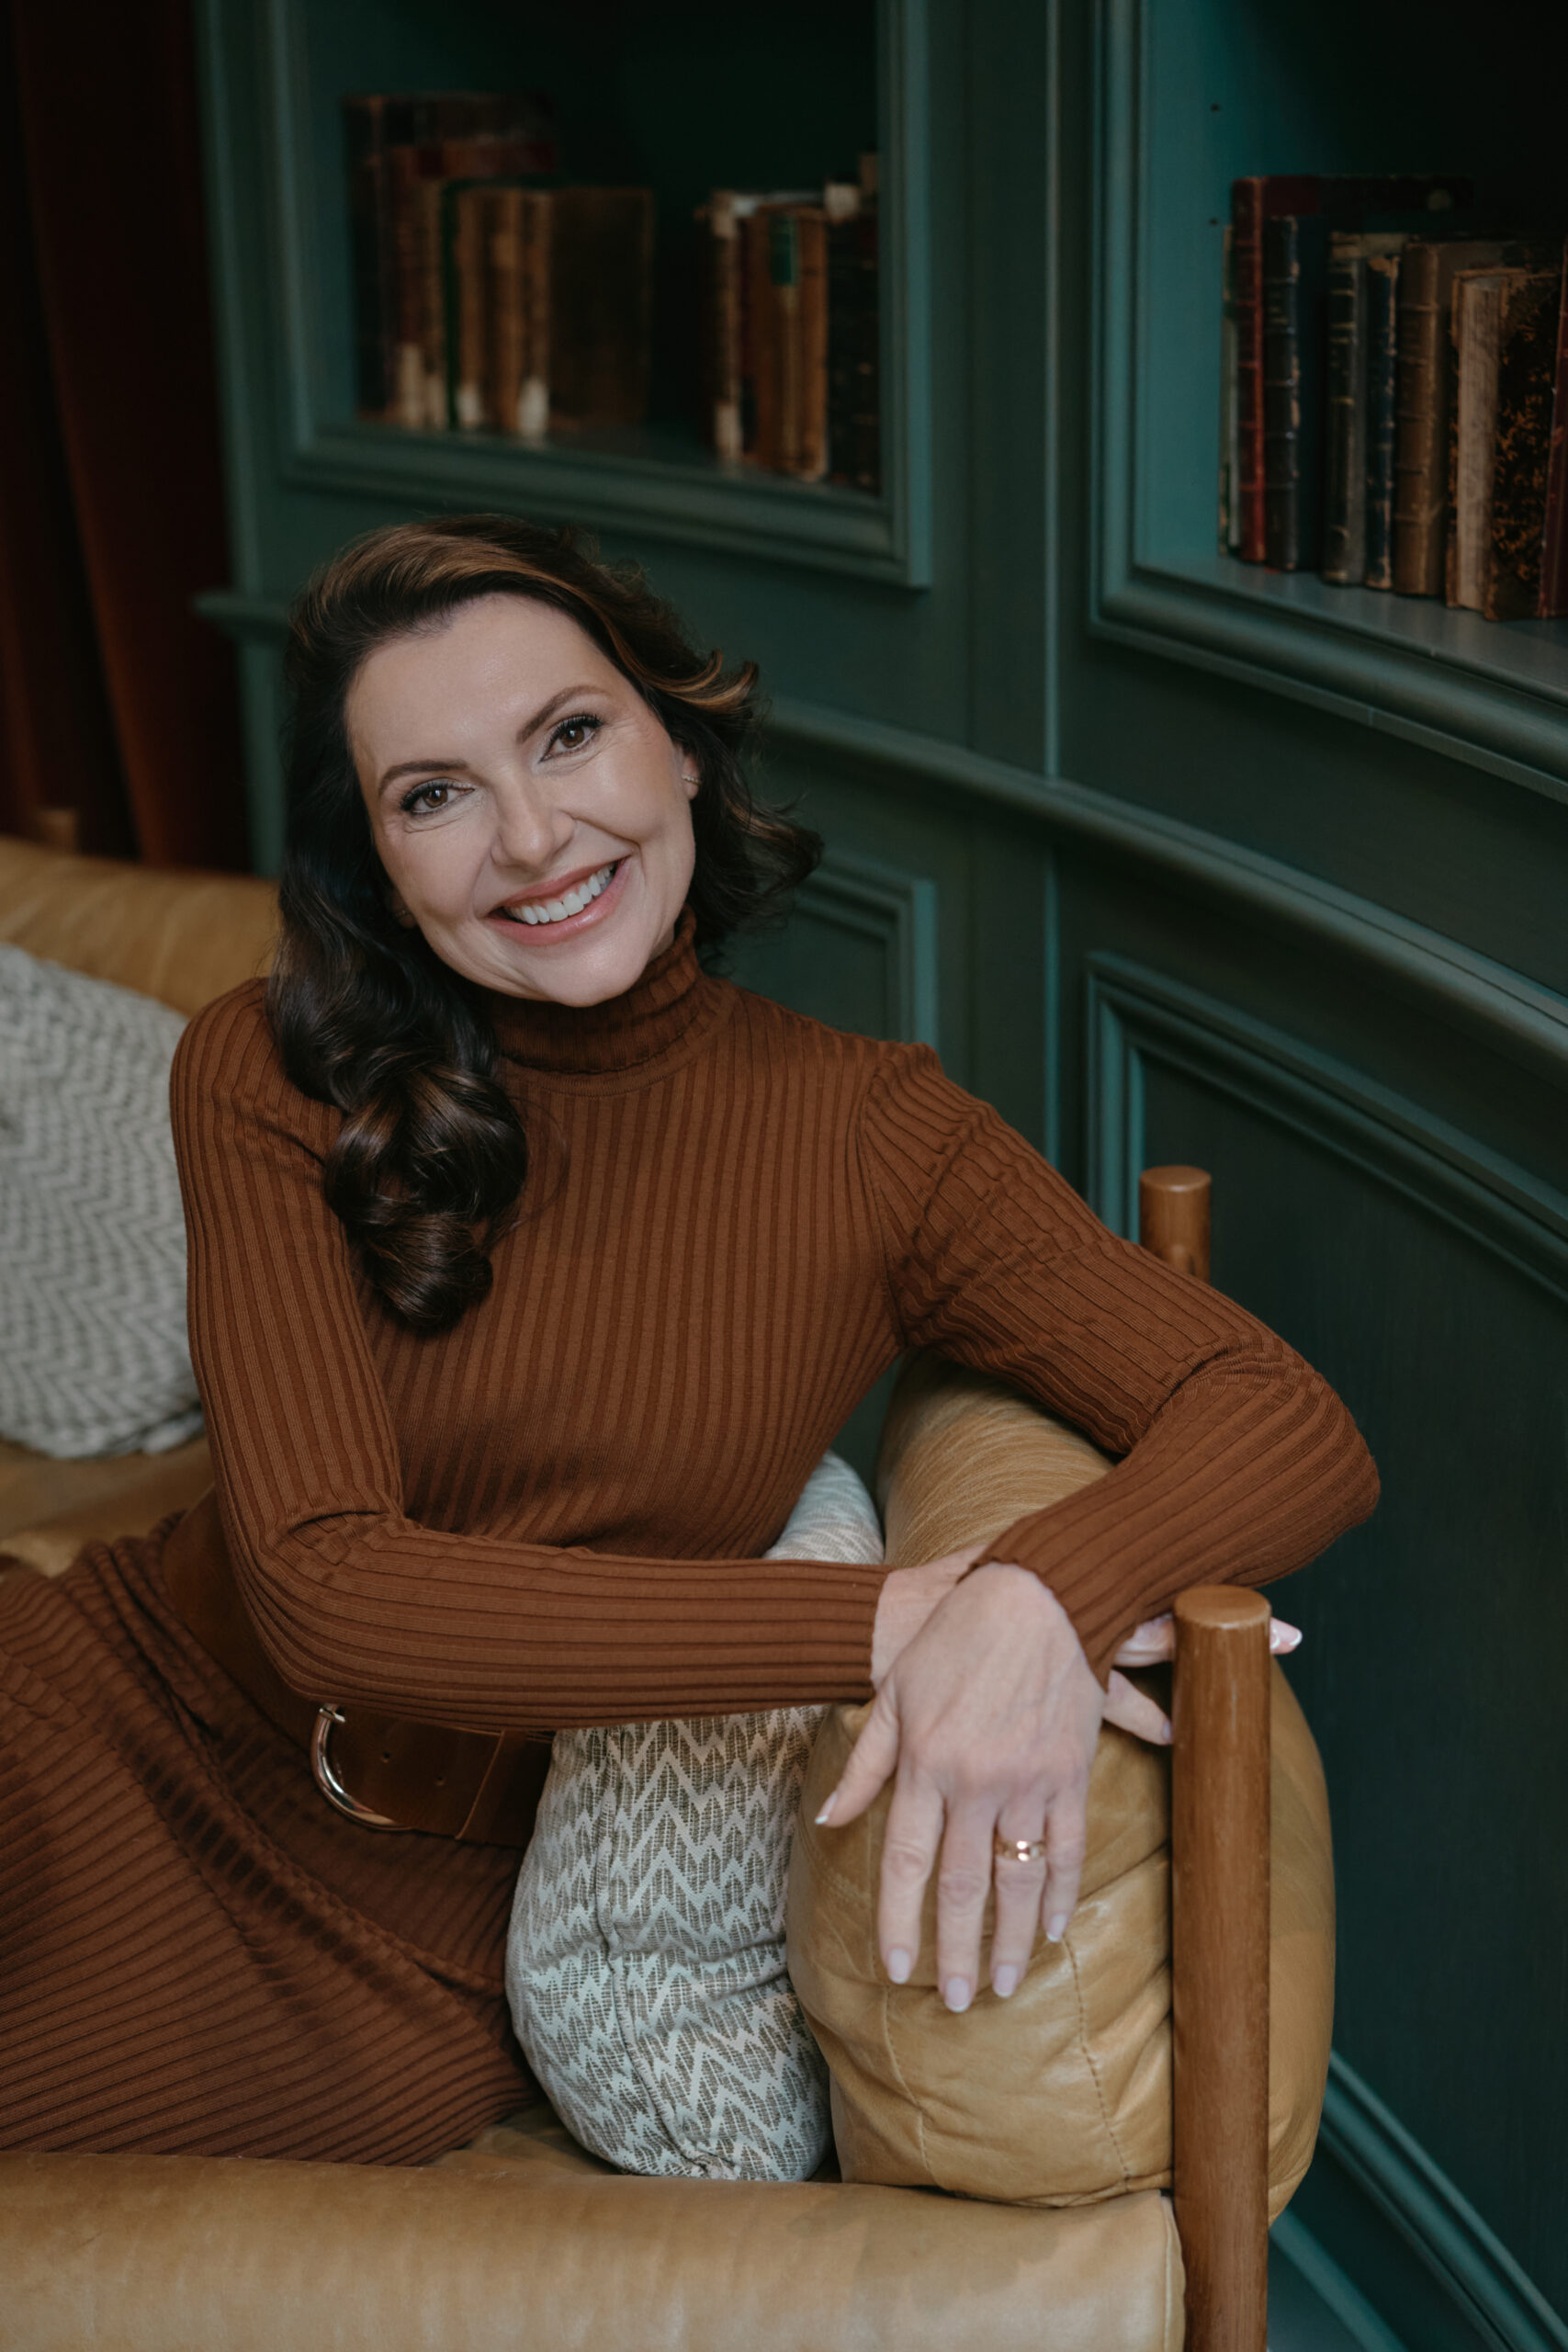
[170,909,1376,1726]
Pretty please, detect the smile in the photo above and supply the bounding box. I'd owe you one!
[496,861,621,926]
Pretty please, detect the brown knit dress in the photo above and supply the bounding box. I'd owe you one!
[0,911,1377,2160]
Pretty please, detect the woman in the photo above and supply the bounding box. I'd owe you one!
[0,516,1377,2163]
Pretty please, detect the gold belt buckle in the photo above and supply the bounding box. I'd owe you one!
[310,1703,410,1831]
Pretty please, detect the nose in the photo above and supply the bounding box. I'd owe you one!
[489,775,573,877]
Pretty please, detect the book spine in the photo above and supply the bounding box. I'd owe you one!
[1485,267,1559,621]
[389,141,431,427]
[1363,252,1401,590]
[450,187,489,429]
[1538,257,1568,617]
[518,189,552,440]
[851,202,880,493]
[415,179,448,429]
[1449,274,1503,610]
[1232,179,1267,560]
[709,194,745,461]
[343,96,390,417]
[1322,241,1367,584]
[795,209,829,482]
[1218,225,1239,552]
[1262,215,1325,571]
[746,209,780,469]
[1393,242,1446,594]
[486,188,525,433]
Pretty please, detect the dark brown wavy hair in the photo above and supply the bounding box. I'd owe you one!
[267,514,819,1334]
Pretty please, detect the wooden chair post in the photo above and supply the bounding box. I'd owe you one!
[1171,1586,1272,2352]
[1138,1164,1269,2352]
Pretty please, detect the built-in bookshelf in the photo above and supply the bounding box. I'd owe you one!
[198,0,930,587]
[1091,0,1568,803]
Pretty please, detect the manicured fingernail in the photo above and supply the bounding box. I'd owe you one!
[991,1964,1019,1999]
[814,1791,838,1826]
[886,1948,912,1984]
[1271,1624,1303,1652]
[1158,1717,1173,1744]
[943,1977,972,2013]
[1045,1914,1069,1943]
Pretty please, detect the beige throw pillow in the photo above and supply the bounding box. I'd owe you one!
[784,1356,1335,2220]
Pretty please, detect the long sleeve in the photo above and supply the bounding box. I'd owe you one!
[171,989,887,1736]
[859,1046,1378,1679]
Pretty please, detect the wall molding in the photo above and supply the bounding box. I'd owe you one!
[1308,2057,1568,2352]
[795,846,941,1046]
[766,696,1568,1088]
[1086,0,1568,808]
[1084,951,1568,1302]
[236,0,933,586]
[1084,952,1568,2350]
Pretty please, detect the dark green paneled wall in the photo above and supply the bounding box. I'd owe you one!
[196,3,1568,2342]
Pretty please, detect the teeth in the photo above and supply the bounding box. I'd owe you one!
[506,862,616,926]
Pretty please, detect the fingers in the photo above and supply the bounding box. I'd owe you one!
[1103,1668,1171,1746]
[931,1800,1009,2013]
[818,1687,900,1828]
[987,1819,1049,1999]
[876,1773,946,1989]
[1110,1611,1174,1667]
[1042,1774,1089,1944]
[1110,1611,1303,1668]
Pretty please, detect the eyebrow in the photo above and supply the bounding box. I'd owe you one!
[376,683,606,797]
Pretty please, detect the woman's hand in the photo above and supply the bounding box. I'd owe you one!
[822,1563,1106,2013]
[824,1568,1307,2011]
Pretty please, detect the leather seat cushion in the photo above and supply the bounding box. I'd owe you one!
[0,2101,1184,2352]
[0,834,276,1017]
[785,1355,1334,2222]
[0,1434,213,1569]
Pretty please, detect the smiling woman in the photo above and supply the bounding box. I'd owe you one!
[353,599,703,1005]
[270,515,818,1334]
[0,512,1377,2172]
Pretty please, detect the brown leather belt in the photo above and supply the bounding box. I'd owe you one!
[164,1494,549,1847]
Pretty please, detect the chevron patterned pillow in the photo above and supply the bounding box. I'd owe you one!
[506,1450,884,2180]
[0,947,203,1460]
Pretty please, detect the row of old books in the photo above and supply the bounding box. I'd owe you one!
[1219,173,1568,621]
[344,92,652,436]
[698,160,880,492]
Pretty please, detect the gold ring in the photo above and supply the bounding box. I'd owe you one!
[992,1834,1048,1865]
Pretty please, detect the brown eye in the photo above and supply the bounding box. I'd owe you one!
[549,714,600,754]
[400,781,455,816]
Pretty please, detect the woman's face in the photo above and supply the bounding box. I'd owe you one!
[347,594,699,1005]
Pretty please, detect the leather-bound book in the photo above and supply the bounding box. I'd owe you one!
[549,189,655,430]
[1394,239,1504,594]
[1233,174,1470,566]
[449,185,490,430]
[745,206,781,469]
[795,207,829,483]
[485,189,524,435]
[517,189,552,441]
[1263,213,1329,570]
[1363,243,1405,589]
[1448,268,1508,609]
[1484,263,1562,619]
[828,195,879,492]
[1538,258,1568,617]
[1323,233,1370,583]
[343,94,419,419]
[703,192,750,461]
[1230,179,1280,561]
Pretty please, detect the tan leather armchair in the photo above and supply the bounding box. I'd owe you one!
[0,835,1308,2351]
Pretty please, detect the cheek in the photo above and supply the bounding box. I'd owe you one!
[377,823,479,922]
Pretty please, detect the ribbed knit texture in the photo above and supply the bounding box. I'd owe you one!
[0,909,1375,2161]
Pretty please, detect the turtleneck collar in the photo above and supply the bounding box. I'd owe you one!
[482,904,729,1083]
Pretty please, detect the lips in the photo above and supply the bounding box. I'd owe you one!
[487,854,629,941]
